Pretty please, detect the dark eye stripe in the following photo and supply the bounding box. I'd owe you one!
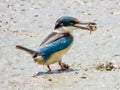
[63,22,74,26]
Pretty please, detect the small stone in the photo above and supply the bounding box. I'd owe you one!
[48,79,52,81]
[10,18,14,19]
[96,62,114,71]
[84,68,88,71]
[34,15,38,17]
[5,22,8,24]
[110,12,114,14]
[87,13,91,15]
[21,9,25,11]
[13,21,16,23]
[7,5,10,8]
[81,74,87,79]
[75,72,79,74]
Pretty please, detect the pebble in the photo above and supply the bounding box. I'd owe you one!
[48,79,52,81]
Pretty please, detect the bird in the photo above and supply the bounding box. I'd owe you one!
[16,16,97,72]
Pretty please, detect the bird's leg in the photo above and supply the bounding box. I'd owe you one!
[58,61,65,71]
[58,61,70,71]
[47,65,51,72]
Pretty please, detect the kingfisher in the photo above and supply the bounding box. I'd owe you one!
[16,16,97,72]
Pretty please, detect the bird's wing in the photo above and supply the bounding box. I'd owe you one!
[38,33,73,60]
[40,32,63,46]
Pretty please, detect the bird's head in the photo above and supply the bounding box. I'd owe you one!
[54,16,97,33]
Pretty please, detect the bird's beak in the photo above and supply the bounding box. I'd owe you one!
[74,21,97,33]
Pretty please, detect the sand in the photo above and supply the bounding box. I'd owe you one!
[0,0,120,90]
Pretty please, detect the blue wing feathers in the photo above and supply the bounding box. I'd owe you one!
[38,36,73,60]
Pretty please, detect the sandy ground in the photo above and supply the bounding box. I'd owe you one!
[0,0,120,90]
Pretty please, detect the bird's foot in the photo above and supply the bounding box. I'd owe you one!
[58,63,70,71]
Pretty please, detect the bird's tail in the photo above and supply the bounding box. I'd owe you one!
[16,45,36,56]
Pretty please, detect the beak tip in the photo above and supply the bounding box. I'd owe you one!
[88,22,97,31]
[89,25,97,31]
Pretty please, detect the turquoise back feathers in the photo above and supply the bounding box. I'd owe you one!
[39,33,73,60]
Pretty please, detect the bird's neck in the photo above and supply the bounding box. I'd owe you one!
[54,27,74,34]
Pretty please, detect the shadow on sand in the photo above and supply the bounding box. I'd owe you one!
[32,68,79,77]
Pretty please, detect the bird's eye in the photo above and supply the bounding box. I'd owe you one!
[71,20,78,24]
